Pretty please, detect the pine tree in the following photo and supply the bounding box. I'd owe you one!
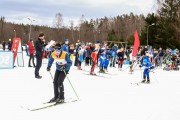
[157,0,180,49]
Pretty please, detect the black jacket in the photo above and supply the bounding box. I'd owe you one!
[141,48,148,56]
[117,51,124,60]
[158,50,164,57]
[35,38,44,57]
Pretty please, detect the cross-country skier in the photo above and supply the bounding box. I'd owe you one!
[90,47,99,75]
[117,47,125,71]
[139,52,155,83]
[99,47,106,73]
[47,43,72,103]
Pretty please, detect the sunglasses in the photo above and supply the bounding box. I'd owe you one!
[55,48,61,52]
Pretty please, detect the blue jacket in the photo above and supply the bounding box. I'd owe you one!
[99,53,106,66]
[112,45,118,56]
[141,56,154,73]
[105,49,112,59]
[48,51,72,71]
[62,44,69,53]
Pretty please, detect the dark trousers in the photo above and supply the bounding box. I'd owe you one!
[35,55,42,76]
[85,57,91,65]
[118,60,124,68]
[29,54,35,67]
[53,70,66,99]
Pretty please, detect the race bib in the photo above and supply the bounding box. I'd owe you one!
[55,59,67,65]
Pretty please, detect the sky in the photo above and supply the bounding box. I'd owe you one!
[0,0,156,27]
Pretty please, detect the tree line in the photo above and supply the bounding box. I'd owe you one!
[0,0,179,49]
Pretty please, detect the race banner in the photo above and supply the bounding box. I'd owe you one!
[11,38,20,62]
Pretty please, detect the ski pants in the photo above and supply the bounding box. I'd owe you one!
[53,70,66,99]
[118,60,124,68]
[91,60,97,73]
[143,69,150,79]
[29,54,35,67]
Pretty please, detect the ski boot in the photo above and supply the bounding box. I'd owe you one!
[99,67,105,73]
[141,80,146,83]
[49,97,58,103]
[147,77,150,84]
[56,98,65,103]
[147,79,150,84]
[90,72,96,75]
[104,67,108,72]
[141,75,146,83]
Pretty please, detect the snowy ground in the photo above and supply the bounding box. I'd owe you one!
[0,51,180,120]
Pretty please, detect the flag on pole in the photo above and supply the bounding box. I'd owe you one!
[132,30,140,57]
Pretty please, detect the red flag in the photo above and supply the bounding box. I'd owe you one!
[132,31,140,57]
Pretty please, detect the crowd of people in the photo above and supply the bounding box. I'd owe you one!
[41,37,180,82]
[1,39,13,51]
[1,32,180,103]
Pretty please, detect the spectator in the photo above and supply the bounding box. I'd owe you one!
[27,38,35,67]
[2,41,6,51]
[34,33,45,79]
[7,39,12,51]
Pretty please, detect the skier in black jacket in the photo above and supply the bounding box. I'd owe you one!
[117,48,125,70]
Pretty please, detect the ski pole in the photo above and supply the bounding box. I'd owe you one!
[132,55,144,71]
[152,72,158,83]
[62,68,80,100]
[140,67,142,80]
[122,55,143,71]
[151,70,158,83]
[49,71,54,80]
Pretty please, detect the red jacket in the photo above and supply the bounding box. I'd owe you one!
[91,51,98,63]
[27,41,35,54]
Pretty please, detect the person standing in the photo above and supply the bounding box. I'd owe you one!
[90,43,100,75]
[47,43,72,103]
[158,47,164,67]
[90,48,98,75]
[2,41,6,51]
[7,39,12,51]
[117,48,125,71]
[111,44,118,67]
[34,33,45,79]
[85,44,92,66]
[62,39,69,53]
[74,44,83,70]
[69,44,74,62]
[27,38,35,67]
[139,52,155,83]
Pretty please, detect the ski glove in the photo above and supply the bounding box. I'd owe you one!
[47,67,51,71]
[150,66,154,69]
[64,70,69,74]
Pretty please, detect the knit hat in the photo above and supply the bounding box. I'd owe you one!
[54,43,61,50]
[64,38,69,42]
[96,40,100,44]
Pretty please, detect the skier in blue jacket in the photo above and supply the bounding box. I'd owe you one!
[139,52,155,83]
[47,43,72,103]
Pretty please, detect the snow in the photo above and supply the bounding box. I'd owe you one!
[0,51,180,120]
